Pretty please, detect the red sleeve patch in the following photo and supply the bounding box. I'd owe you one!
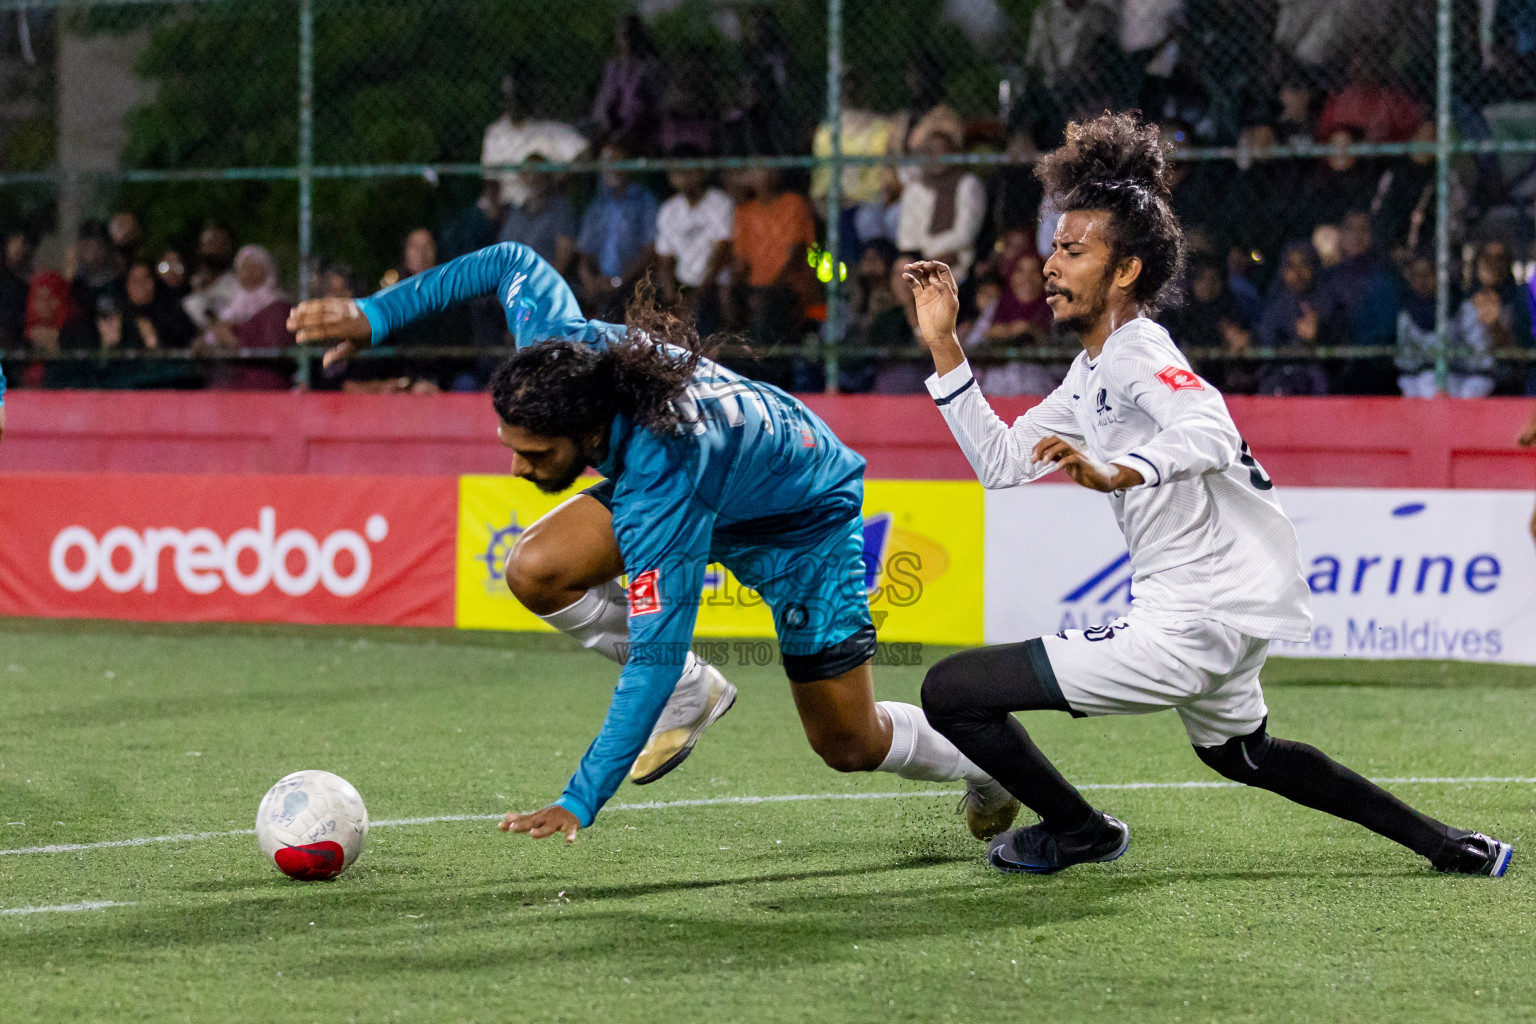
[627,568,662,616]
[1155,365,1205,392]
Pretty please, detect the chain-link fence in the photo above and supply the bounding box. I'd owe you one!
[0,0,1531,396]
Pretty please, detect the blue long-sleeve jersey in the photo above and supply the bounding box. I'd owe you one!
[357,243,866,826]
[1,356,7,406]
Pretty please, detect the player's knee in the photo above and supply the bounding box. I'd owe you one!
[1194,724,1272,783]
[919,653,969,723]
[808,729,886,773]
[503,538,570,614]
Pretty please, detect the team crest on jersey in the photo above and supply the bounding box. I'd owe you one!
[628,569,662,616]
[1155,365,1204,392]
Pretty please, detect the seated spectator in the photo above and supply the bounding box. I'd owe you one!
[0,230,33,348]
[896,106,986,279]
[481,72,587,211]
[182,223,239,330]
[1164,257,1258,394]
[1298,129,1391,235]
[155,250,188,300]
[1317,50,1422,145]
[358,229,474,393]
[1256,241,1331,395]
[200,245,294,390]
[576,144,658,319]
[864,251,928,394]
[499,154,578,280]
[963,252,1060,396]
[1273,65,1319,148]
[107,262,201,389]
[728,167,817,348]
[1446,242,1525,397]
[655,148,733,336]
[26,270,74,354]
[589,14,662,155]
[318,262,361,301]
[812,70,907,257]
[441,179,504,263]
[1395,251,1441,397]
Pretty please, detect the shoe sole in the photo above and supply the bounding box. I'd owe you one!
[989,818,1131,876]
[629,682,737,786]
[1489,841,1513,878]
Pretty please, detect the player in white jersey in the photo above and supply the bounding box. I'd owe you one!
[908,112,1512,878]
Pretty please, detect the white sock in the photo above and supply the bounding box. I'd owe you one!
[876,701,988,784]
[537,580,710,703]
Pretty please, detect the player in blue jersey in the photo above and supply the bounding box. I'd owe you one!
[0,354,7,443]
[287,241,1019,843]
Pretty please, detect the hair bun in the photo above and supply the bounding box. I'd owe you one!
[1041,111,1172,202]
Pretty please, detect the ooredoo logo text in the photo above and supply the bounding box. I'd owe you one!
[49,508,389,598]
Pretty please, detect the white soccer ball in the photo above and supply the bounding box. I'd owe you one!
[256,770,369,880]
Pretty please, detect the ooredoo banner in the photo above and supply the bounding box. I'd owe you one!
[984,486,1536,665]
[0,473,457,626]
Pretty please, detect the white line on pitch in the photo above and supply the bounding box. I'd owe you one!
[2,775,1531,859]
[0,900,134,916]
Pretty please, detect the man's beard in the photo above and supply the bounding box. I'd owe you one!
[1051,279,1111,337]
[534,459,590,494]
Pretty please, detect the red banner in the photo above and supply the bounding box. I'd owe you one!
[0,474,456,626]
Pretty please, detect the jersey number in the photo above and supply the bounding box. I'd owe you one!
[675,377,771,435]
[1239,440,1273,491]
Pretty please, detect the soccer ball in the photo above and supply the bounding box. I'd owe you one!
[256,770,369,880]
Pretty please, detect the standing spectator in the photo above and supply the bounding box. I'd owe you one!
[182,223,239,330]
[658,42,717,155]
[1314,208,1400,380]
[863,251,928,394]
[200,245,293,390]
[589,14,662,155]
[896,106,986,280]
[440,179,504,263]
[499,154,579,280]
[69,219,123,347]
[729,167,817,347]
[576,143,658,320]
[1257,241,1331,395]
[108,211,142,273]
[1025,0,1118,90]
[481,73,587,211]
[811,71,907,257]
[1316,50,1423,145]
[1164,257,1259,394]
[655,148,733,336]
[1273,65,1318,147]
[719,7,797,157]
[0,230,33,348]
[318,262,360,301]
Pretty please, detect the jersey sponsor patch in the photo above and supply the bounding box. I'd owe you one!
[1155,365,1205,392]
[628,568,662,616]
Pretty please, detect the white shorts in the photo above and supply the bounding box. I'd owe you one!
[1041,611,1270,748]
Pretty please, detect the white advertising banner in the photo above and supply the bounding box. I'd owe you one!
[984,486,1536,665]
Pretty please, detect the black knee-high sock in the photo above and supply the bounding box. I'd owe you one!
[1196,721,1456,861]
[922,641,1096,833]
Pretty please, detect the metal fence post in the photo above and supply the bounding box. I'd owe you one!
[823,0,843,394]
[298,0,314,305]
[1433,0,1452,394]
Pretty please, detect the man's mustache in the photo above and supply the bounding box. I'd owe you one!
[1044,283,1073,300]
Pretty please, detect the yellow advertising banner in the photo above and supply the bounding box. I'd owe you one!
[455,475,984,646]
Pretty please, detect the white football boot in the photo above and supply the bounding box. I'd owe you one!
[629,662,737,785]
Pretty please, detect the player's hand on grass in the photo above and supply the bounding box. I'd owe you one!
[286,299,372,368]
[1033,435,1144,492]
[500,805,582,845]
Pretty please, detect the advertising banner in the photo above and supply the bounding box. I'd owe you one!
[455,476,985,646]
[0,473,457,627]
[984,486,1536,664]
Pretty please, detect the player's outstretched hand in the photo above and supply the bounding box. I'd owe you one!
[903,260,960,348]
[1033,435,1144,493]
[500,805,582,845]
[286,299,372,367]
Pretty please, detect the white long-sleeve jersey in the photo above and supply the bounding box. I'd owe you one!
[927,316,1312,642]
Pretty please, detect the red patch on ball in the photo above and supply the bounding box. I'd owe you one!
[273,841,346,880]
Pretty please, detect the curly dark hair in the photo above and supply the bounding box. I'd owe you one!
[1035,111,1187,312]
[489,287,707,439]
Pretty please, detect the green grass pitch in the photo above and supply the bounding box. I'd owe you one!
[1,617,1532,1023]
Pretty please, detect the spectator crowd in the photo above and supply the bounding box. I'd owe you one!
[4,3,1536,398]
